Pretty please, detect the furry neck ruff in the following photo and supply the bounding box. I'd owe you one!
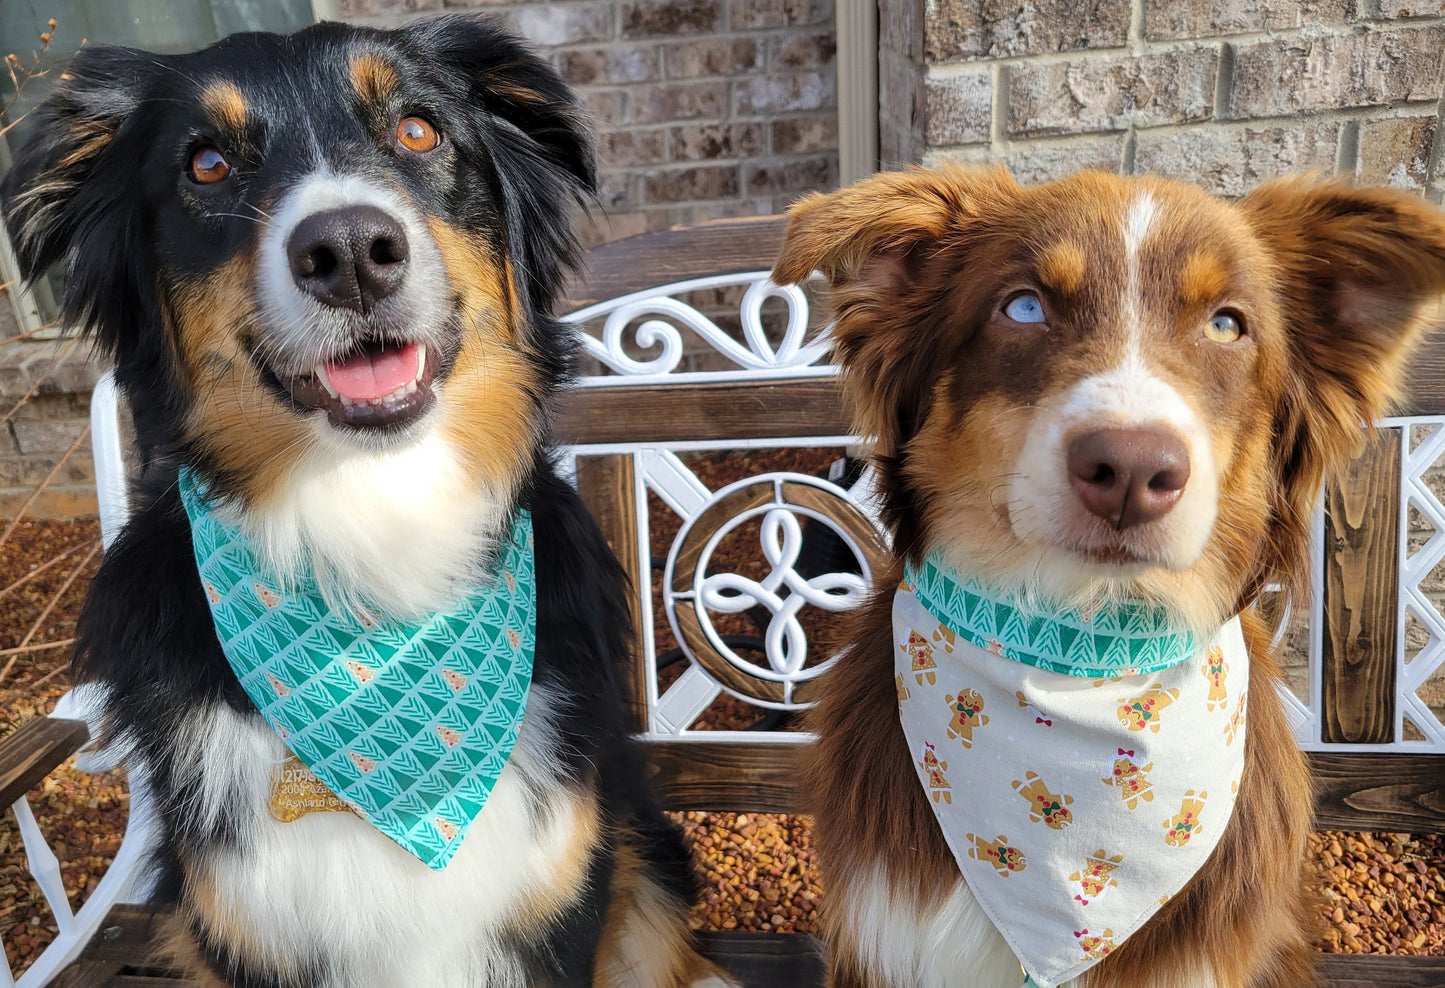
[179,467,535,870]
[895,550,1247,988]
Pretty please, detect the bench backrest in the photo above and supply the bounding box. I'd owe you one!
[559,214,1445,833]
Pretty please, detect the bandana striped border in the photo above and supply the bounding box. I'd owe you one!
[904,553,1199,678]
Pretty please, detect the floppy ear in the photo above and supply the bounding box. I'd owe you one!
[1241,177,1445,590]
[404,15,596,314]
[0,44,155,355]
[772,164,1018,456]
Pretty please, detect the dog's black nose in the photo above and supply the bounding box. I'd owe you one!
[287,206,409,312]
[1067,428,1191,530]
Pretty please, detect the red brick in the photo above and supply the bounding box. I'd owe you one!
[669,122,766,159]
[662,38,764,78]
[1144,0,1350,40]
[743,154,837,194]
[923,70,992,146]
[731,0,832,29]
[734,71,835,114]
[1230,26,1445,117]
[926,0,1129,63]
[1008,48,1218,137]
[771,31,837,70]
[580,89,629,127]
[643,164,740,202]
[556,46,661,85]
[628,82,729,123]
[771,116,838,153]
[1357,115,1438,190]
[597,171,639,210]
[622,0,720,37]
[599,129,671,167]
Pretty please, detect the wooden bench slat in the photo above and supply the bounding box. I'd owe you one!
[695,932,823,988]
[648,741,804,814]
[66,903,1445,987]
[645,744,1445,835]
[0,716,90,809]
[1308,751,1445,834]
[564,216,789,312]
[1317,952,1445,987]
[555,379,851,446]
[575,454,650,731]
[1320,429,1401,745]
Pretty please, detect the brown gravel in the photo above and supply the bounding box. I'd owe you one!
[0,468,1442,975]
[1311,831,1445,955]
[673,811,821,933]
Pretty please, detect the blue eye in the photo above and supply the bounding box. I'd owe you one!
[1004,292,1045,324]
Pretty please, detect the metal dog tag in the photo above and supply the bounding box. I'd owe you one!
[269,756,358,823]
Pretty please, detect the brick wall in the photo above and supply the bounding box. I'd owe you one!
[0,306,100,519]
[335,0,842,245]
[882,0,1445,201]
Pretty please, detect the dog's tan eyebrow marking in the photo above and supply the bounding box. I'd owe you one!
[1036,241,1087,296]
[1181,250,1230,305]
[200,81,247,132]
[350,53,401,105]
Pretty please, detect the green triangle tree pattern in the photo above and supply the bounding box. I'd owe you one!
[178,468,535,872]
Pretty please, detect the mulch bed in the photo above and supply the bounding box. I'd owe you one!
[0,460,1441,975]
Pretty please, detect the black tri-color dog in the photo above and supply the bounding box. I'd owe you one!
[1,17,733,988]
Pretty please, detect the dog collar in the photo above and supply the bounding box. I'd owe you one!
[895,552,1247,987]
[178,468,535,871]
[904,553,1200,678]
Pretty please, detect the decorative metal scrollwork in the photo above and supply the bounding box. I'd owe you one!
[562,273,834,384]
[663,473,889,710]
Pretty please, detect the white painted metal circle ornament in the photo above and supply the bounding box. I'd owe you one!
[663,473,888,710]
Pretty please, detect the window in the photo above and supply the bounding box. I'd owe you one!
[0,0,317,330]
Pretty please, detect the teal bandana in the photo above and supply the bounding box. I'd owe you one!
[903,551,1199,678]
[178,468,535,870]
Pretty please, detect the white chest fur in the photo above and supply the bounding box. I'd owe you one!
[167,688,583,988]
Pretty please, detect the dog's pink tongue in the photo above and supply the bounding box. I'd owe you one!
[323,342,420,402]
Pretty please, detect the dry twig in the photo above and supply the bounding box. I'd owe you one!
[0,536,97,603]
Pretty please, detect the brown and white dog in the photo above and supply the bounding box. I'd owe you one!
[772,165,1445,988]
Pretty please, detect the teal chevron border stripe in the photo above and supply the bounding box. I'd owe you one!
[904,553,1198,678]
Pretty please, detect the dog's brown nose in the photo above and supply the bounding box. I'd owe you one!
[287,205,409,313]
[1067,428,1190,530]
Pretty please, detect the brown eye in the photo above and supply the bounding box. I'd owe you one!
[397,116,439,152]
[1203,310,1243,344]
[189,146,231,185]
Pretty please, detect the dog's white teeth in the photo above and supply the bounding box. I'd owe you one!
[315,367,339,399]
[413,345,427,384]
[404,381,418,395]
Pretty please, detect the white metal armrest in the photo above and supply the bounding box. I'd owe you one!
[1,370,154,988]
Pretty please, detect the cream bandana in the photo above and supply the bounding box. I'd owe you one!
[894,552,1248,987]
